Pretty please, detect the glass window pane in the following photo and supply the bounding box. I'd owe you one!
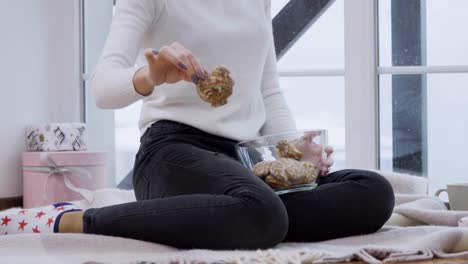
[379,74,468,194]
[271,0,289,17]
[379,0,468,66]
[280,77,345,170]
[278,0,344,70]
[114,102,141,184]
[83,0,116,185]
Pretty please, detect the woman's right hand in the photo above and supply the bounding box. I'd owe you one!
[133,42,205,96]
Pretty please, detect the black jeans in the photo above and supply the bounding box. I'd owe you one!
[83,120,395,249]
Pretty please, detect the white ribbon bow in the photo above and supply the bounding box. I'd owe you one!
[23,153,95,204]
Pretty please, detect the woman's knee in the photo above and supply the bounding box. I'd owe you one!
[350,170,395,228]
[235,190,289,249]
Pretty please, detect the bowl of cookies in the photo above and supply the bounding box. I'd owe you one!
[235,130,327,195]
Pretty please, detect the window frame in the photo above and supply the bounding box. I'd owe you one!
[79,0,468,182]
[347,0,468,172]
[343,0,379,169]
[79,0,117,186]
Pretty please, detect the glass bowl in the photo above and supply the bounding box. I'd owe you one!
[236,130,328,195]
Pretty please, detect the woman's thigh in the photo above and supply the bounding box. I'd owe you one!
[280,169,395,242]
[133,141,273,200]
[88,141,289,249]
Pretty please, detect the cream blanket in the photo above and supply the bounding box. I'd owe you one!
[1,171,468,264]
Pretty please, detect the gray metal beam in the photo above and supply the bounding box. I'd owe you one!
[273,0,335,59]
[391,0,428,176]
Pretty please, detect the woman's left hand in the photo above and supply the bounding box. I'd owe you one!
[294,133,334,177]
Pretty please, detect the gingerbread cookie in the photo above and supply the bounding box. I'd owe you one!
[276,140,303,161]
[196,66,234,107]
[252,158,318,189]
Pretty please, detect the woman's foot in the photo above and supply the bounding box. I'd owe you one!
[0,202,82,235]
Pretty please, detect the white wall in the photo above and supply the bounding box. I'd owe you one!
[0,0,81,198]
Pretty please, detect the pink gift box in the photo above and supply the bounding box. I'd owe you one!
[22,151,108,208]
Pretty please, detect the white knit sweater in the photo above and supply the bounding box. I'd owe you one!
[90,0,296,141]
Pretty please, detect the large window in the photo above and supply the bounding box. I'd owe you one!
[274,0,346,170]
[377,0,468,194]
[84,0,346,184]
[278,0,345,170]
[83,0,468,193]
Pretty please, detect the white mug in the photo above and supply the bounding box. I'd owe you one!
[435,183,468,211]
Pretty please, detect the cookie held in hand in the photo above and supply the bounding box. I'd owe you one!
[196,66,234,107]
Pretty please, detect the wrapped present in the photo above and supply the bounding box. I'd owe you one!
[22,151,108,208]
[25,123,87,152]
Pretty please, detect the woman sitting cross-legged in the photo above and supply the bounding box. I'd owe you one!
[0,0,394,249]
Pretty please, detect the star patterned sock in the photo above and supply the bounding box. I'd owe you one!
[0,202,82,235]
